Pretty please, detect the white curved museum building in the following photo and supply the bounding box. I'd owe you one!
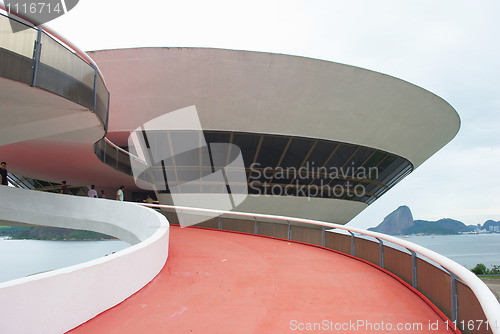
[1,8,498,334]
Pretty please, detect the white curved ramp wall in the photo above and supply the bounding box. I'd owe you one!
[0,187,169,334]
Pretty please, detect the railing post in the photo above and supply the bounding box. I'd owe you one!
[376,238,384,268]
[92,65,98,110]
[32,27,42,86]
[254,217,258,234]
[105,91,110,130]
[103,140,107,164]
[450,273,458,322]
[322,227,325,247]
[408,249,418,288]
[348,231,355,256]
[287,220,291,240]
[218,215,222,230]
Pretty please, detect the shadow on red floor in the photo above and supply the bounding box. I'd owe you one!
[69,226,458,334]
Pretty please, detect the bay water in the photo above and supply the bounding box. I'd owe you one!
[402,233,500,270]
[0,238,129,283]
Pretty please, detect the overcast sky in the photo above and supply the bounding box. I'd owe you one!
[5,0,499,229]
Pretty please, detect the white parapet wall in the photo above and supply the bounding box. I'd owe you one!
[0,186,170,334]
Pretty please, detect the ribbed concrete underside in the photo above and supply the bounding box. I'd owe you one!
[69,226,457,334]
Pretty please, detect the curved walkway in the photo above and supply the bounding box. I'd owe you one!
[70,226,457,334]
[0,187,169,334]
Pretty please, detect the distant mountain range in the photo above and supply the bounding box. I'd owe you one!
[368,206,500,235]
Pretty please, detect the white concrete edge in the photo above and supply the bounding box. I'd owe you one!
[145,203,500,333]
[0,187,170,334]
[0,210,167,289]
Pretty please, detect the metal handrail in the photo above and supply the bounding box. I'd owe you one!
[1,5,110,131]
[102,137,147,166]
[141,203,500,333]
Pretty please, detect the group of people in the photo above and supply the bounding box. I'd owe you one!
[2,164,152,204]
[86,184,108,199]
[60,181,125,201]
[88,184,124,201]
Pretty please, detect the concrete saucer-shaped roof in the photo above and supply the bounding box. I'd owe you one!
[87,47,459,223]
[90,47,460,169]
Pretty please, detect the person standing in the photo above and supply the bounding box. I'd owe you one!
[88,184,98,198]
[60,181,71,194]
[0,162,8,186]
[116,185,125,201]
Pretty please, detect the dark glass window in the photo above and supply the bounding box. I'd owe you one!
[280,138,315,170]
[96,130,413,203]
[308,141,338,167]
[254,135,290,168]
[325,144,357,171]
[230,133,262,167]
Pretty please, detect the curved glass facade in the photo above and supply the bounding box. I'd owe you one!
[95,131,413,205]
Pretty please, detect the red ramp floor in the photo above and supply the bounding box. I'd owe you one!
[69,226,458,333]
